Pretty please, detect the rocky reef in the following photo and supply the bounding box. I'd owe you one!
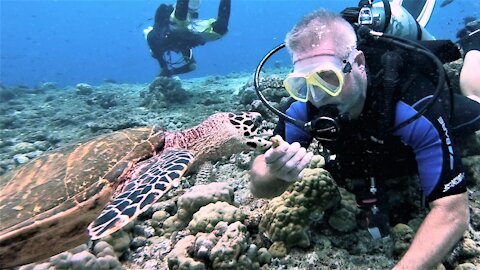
[141,76,190,110]
[1,71,480,270]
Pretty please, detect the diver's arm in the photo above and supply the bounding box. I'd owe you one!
[249,103,313,198]
[457,21,480,101]
[392,101,469,268]
[393,193,469,270]
[460,50,480,102]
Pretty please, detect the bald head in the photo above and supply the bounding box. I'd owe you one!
[285,9,357,62]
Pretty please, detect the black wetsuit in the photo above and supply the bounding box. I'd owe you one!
[275,46,480,203]
[146,0,230,77]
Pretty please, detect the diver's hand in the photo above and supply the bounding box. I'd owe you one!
[264,135,313,182]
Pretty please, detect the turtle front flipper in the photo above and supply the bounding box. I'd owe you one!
[88,148,193,240]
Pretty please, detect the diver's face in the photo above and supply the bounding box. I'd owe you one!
[292,47,368,119]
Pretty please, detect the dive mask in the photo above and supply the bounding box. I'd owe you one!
[283,51,355,102]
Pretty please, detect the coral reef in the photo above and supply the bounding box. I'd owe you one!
[236,74,290,120]
[85,92,118,109]
[327,188,359,233]
[1,73,480,269]
[0,85,18,102]
[76,83,94,95]
[141,76,189,109]
[162,182,235,235]
[167,221,270,270]
[188,201,246,234]
[391,223,414,258]
[18,242,122,270]
[259,168,341,251]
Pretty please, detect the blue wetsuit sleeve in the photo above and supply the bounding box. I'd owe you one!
[393,101,467,202]
[284,101,312,147]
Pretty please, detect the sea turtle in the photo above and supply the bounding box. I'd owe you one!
[0,112,272,268]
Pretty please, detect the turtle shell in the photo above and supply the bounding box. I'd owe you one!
[0,127,165,268]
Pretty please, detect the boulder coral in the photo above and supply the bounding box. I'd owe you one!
[18,242,122,270]
[259,168,341,251]
[162,182,235,235]
[188,201,246,234]
[168,221,269,270]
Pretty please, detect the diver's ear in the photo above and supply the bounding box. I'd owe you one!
[354,50,365,67]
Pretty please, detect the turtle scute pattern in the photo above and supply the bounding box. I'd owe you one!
[0,127,165,268]
[88,149,193,239]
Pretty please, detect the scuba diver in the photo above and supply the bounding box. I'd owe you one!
[249,1,480,269]
[145,0,231,77]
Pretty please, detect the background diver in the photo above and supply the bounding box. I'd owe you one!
[145,0,231,77]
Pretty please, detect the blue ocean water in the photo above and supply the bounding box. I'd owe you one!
[0,0,478,87]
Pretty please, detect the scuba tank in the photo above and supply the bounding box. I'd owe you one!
[342,0,435,41]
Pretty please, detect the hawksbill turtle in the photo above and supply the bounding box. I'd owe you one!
[0,112,271,268]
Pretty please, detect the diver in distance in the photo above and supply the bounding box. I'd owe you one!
[144,0,231,77]
[249,1,480,269]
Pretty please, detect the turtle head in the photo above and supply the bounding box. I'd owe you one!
[168,112,273,164]
[226,112,272,151]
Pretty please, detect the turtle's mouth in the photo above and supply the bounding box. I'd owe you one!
[252,121,274,140]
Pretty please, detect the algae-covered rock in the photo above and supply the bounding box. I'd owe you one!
[76,83,94,95]
[259,168,340,250]
[188,201,246,234]
[104,230,132,257]
[210,221,249,269]
[391,223,414,258]
[328,188,359,233]
[142,76,189,109]
[168,235,206,270]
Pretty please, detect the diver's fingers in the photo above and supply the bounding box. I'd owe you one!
[280,151,314,182]
[296,152,314,173]
[267,142,301,171]
[282,147,308,172]
[264,141,290,164]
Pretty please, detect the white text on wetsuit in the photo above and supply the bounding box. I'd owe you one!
[443,172,464,193]
[437,116,454,170]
